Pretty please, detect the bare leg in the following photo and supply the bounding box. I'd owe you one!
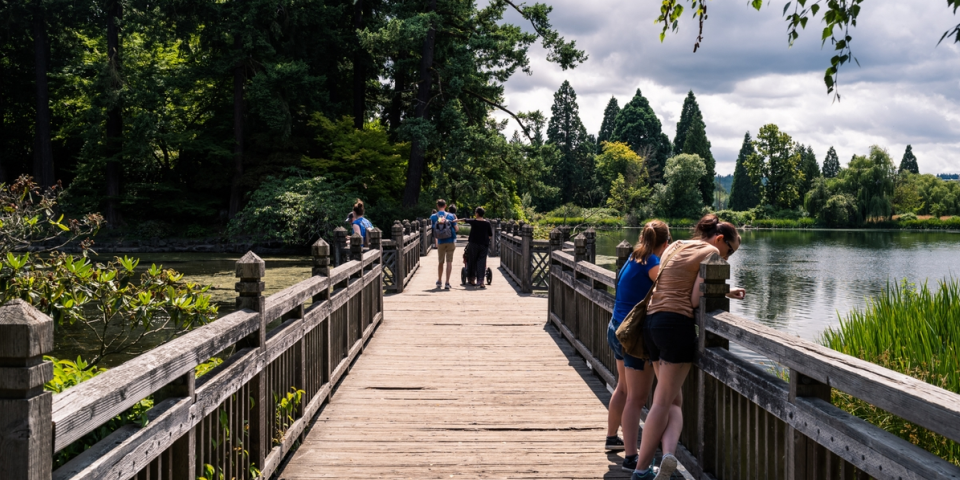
[607,359,626,437]
[437,260,443,283]
[660,391,684,456]
[444,260,453,284]
[622,362,655,456]
[637,361,692,469]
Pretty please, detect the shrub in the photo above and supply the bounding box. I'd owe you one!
[820,194,861,227]
[898,212,918,221]
[713,210,756,227]
[228,171,355,246]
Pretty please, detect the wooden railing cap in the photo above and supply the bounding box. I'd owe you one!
[0,299,54,360]
[699,252,730,281]
[236,251,266,278]
[312,238,330,256]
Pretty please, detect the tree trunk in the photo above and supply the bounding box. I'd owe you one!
[228,41,245,218]
[32,1,54,188]
[388,54,407,137]
[104,0,122,227]
[401,0,437,208]
[352,0,366,129]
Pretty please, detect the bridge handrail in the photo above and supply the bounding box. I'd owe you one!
[0,228,394,480]
[547,243,960,480]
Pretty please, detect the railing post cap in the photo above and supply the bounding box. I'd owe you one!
[312,238,330,256]
[699,252,731,280]
[0,300,54,359]
[334,226,347,234]
[616,240,631,248]
[521,224,534,234]
[236,251,266,278]
[584,228,596,237]
[574,234,586,246]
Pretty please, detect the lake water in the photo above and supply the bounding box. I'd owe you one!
[594,229,960,346]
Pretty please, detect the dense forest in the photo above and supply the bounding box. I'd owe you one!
[3,0,958,245]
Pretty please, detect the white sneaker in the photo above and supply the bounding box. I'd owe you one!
[654,454,677,480]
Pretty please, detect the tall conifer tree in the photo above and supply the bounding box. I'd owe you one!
[547,81,595,205]
[822,146,841,178]
[673,91,702,154]
[799,144,820,198]
[596,96,619,152]
[681,118,715,207]
[611,89,670,181]
[729,132,760,211]
[899,145,919,174]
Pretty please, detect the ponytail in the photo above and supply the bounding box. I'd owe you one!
[694,214,738,242]
[630,220,670,264]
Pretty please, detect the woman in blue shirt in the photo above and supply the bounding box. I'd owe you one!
[605,220,671,473]
[351,200,374,247]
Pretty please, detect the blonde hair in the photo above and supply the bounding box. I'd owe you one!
[631,220,670,264]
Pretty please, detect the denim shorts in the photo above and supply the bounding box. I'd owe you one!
[643,311,698,364]
[607,319,647,370]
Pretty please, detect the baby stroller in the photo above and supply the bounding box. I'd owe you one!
[461,249,493,286]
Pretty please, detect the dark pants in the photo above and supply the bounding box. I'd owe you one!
[465,242,488,282]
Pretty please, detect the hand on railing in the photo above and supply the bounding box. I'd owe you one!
[726,288,746,300]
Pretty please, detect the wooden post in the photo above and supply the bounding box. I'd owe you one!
[520,223,533,293]
[560,225,571,242]
[0,300,54,480]
[574,234,586,263]
[788,370,832,480]
[235,252,267,472]
[392,221,406,293]
[420,219,429,256]
[547,228,564,317]
[154,370,196,479]
[615,240,631,284]
[491,219,500,257]
[402,219,411,235]
[333,226,348,267]
[697,253,731,478]
[350,233,363,263]
[311,239,333,395]
[584,228,596,264]
[368,227,384,318]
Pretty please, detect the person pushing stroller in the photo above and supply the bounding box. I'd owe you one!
[457,207,493,288]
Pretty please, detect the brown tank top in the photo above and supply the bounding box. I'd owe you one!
[647,240,720,318]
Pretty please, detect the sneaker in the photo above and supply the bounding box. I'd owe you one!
[436,280,442,288]
[604,436,625,451]
[621,454,638,472]
[654,453,677,480]
[631,468,656,480]
[444,283,451,290]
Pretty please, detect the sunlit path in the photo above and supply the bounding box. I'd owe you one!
[280,247,633,479]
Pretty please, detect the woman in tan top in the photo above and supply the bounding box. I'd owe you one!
[630,215,746,480]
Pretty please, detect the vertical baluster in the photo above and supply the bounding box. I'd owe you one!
[787,370,831,480]
[0,300,54,480]
[392,221,406,293]
[520,223,533,293]
[698,253,730,478]
[155,367,196,480]
[235,252,267,474]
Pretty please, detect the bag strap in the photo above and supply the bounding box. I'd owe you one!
[636,242,693,306]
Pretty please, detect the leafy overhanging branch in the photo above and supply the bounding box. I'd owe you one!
[493,0,588,70]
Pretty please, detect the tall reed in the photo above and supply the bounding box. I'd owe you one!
[820,278,960,465]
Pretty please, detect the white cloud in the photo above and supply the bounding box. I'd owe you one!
[493,0,960,174]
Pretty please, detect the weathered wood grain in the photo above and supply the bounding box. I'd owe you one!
[707,310,960,446]
[51,310,259,451]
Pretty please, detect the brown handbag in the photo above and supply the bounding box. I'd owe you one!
[615,243,690,358]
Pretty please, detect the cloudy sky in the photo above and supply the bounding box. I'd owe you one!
[491,0,960,175]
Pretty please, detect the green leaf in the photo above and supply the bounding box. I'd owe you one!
[783,2,791,16]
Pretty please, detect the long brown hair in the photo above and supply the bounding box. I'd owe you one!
[353,199,365,217]
[694,214,737,241]
[630,220,670,264]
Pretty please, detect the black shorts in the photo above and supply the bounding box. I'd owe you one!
[644,311,697,364]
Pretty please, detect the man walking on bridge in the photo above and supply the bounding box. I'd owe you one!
[431,199,458,290]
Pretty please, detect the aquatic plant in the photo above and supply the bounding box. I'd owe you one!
[820,278,960,465]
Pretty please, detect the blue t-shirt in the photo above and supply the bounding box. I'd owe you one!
[430,212,457,244]
[353,217,373,241]
[611,254,661,327]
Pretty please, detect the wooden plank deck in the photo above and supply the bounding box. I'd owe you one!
[279,246,633,479]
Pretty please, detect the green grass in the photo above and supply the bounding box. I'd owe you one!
[820,279,960,466]
[752,218,816,229]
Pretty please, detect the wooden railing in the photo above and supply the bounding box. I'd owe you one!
[1,232,385,480]
[547,241,960,480]
[499,224,595,293]
[382,220,423,293]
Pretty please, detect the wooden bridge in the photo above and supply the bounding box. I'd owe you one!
[2,221,960,480]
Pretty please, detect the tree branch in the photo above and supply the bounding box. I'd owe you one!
[463,89,533,142]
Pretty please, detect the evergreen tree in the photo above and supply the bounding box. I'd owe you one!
[681,118,715,207]
[611,89,671,182]
[746,124,804,209]
[899,145,919,174]
[547,81,595,205]
[596,97,620,152]
[729,132,760,211]
[673,91,702,154]
[799,144,820,198]
[822,146,841,178]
